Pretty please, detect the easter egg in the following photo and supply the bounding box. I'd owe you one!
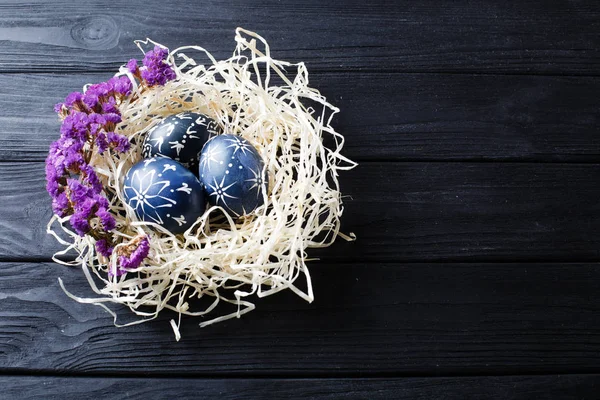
[199,134,268,217]
[142,112,222,172]
[123,157,205,234]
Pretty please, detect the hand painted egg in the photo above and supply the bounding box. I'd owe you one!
[123,158,206,234]
[142,112,222,173]
[199,134,268,217]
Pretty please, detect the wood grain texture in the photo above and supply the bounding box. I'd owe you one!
[2,73,600,163]
[2,0,600,393]
[2,261,600,375]
[0,0,598,74]
[2,375,599,400]
[3,162,600,262]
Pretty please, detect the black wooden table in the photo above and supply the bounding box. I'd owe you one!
[1,1,599,399]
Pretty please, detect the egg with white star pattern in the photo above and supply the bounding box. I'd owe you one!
[142,112,222,173]
[123,158,205,234]
[199,134,268,217]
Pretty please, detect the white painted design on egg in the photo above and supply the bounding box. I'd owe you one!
[176,182,192,194]
[185,125,199,138]
[176,112,193,120]
[200,144,223,172]
[143,158,158,167]
[246,166,265,197]
[207,176,238,209]
[162,123,176,137]
[224,136,252,155]
[123,169,176,225]
[172,215,187,226]
[162,164,177,172]
[169,140,185,156]
[150,135,165,152]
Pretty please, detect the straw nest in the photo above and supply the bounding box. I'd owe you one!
[48,28,356,340]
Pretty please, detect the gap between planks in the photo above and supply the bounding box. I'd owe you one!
[0,69,599,78]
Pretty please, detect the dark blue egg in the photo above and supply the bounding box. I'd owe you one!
[123,158,206,234]
[199,134,268,217]
[142,112,222,173]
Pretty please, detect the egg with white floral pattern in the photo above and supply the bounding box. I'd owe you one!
[123,158,205,234]
[142,112,222,173]
[199,134,268,217]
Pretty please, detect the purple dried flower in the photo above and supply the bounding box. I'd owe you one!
[116,236,150,274]
[63,136,84,151]
[68,190,113,236]
[96,132,108,153]
[126,59,138,74]
[82,91,100,109]
[101,98,120,114]
[45,160,61,197]
[51,137,83,173]
[64,150,84,170]
[93,193,110,210]
[96,208,116,231]
[82,81,115,109]
[70,209,91,235]
[142,46,169,66]
[49,153,66,176]
[109,76,132,96]
[60,111,89,141]
[75,197,98,224]
[88,123,101,137]
[46,176,60,198]
[61,139,85,168]
[88,81,112,97]
[87,113,106,125]
[141,68,176,86]
[106,131,130,152]
[64,92,83,107]
[96,238,113,257]
[80,164,103,194]
[54,103,65,113]
[103,112,122,124]
[51,192,70,217]
[140,45,176,86]
[67,179,92,204]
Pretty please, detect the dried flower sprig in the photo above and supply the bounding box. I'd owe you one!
[115,235,151,276]
[46,45,176,270]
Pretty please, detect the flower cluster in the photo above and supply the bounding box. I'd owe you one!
[47,76,132,240]
[46,46,176,271]
[128,45,176,87]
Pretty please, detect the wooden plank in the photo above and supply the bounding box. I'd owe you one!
[0,0,598,74]
[3,162,600,262]
[2,261,600,374]
[2,375,600,399]
[2,73,600,163]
